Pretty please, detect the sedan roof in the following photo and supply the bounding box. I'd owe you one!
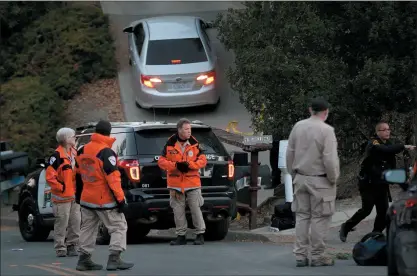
[144,16,200,41]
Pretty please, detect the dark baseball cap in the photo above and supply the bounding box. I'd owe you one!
[95,120,112,136]
[310,97,330,112]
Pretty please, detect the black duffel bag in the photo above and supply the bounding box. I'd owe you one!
[270,202,295,231]
[352,232,387,266]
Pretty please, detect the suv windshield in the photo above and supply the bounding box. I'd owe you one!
[146,38,208,65]
[135,128,228,156]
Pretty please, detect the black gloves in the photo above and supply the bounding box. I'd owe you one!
[176,161,190,173]
[117,198,128,213]
[58,180,66,193]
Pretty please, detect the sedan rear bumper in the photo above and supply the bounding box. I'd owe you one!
[135,83,219,108]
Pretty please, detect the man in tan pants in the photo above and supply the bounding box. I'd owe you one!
[286,98,340,267]
[46,127,81,257]
[158,118,208,245]
[75,120,133,271]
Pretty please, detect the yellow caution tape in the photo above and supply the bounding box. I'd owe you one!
[225,120,254,136]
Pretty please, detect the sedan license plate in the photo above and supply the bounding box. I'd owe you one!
[168,82,192,91]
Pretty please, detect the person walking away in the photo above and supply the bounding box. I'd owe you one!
[158,118,208,245]
[339,121,415,242]
[75,120,133,271]
[286,97,340,267]
[46,127,81,257]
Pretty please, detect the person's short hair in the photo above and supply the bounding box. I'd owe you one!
[375,120,389,132]
[95,120,112,136]
[310,97,330,113]
[177,118,191,130]
[56,127,75,145]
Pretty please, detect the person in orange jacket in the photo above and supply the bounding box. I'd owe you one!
[45,127,81,257]
[75,120,133,272]
[158,118,208,246]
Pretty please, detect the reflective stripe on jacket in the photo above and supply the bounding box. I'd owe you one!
[157,134,207,193]
[45,146,76,203]
[75,133,124,210]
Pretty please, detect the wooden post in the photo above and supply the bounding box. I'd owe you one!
[249,151,261,230]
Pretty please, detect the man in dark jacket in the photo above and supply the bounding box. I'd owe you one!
[339,121,415,242]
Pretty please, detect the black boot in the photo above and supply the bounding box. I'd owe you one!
[76,252,103,271]
[67,245,79,257]
[339,223,349,242]
[193,234,204,245]
[106,251,134,271]
[170,235,186,245]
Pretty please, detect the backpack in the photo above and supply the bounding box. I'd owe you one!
[270,202,295,231]
[352,232,387,266]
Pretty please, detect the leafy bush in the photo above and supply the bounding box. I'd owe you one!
[8,3,117,99]
[0,3,117,164]
[216,2,417,198]
[0,1,63,83]
[0,76,63,161]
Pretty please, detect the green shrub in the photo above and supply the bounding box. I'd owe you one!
[11,4,117,99]
[0,76,63,161]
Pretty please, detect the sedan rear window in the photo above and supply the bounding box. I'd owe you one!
[146,38,208,65]
[135,128,228,156]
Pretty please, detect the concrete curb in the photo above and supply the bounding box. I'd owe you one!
[227,206,378,244]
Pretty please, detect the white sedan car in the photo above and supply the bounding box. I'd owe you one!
[123,16,220,109]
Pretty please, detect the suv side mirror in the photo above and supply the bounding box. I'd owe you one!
[204,21,214,29]
[383,169,407,184]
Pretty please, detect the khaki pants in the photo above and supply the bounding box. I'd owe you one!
[170,188,205,236]
[52,200,81,252]
[291,175,336,261]
[79,207,127,255]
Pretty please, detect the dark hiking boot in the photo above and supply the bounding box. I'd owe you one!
[339,223,349,242]
[170,235,186,245]
[311,256,335,267]
[193,234,204,245]
[76,253,103,271]
[67,245,79,257]
[56,250,66,257]
[106,251,134,271]
[296,258,309,267]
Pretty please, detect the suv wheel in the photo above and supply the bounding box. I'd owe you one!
[204,218,230,241]
[127,224,151,243]
[18,197,50,242]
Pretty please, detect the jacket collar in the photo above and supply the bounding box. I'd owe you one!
[91,133,116,147]
[56,145,76,157]
[168,133,198,146]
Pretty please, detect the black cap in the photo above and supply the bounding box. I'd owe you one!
[95,120,111,136]
[310,97,330,112]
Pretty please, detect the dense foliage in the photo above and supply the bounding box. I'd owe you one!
[0,2,116,164]
[216,2,417,197]
[0,77,63,161]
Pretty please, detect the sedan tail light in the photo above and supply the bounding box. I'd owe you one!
[141,74,162,88]
[196,70,215,85]
[119,159,140,182]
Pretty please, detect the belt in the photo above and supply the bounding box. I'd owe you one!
[295,170,327,177]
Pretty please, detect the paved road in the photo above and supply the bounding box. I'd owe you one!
[101,1,271,167]
[1,227,384,276]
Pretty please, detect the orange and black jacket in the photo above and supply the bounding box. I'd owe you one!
[75,133,125,210]
[157,134,207,193]
[45,146,77,203]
